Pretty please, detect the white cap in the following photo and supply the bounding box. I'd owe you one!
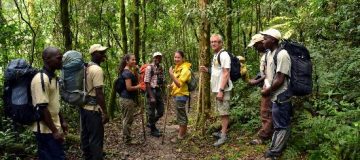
[248,34,264,47]
[89,44,108,54]
[153,52,162,57]
[260,28,282,40]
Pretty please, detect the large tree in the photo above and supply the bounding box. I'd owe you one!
[133,0,140,62]
[141,0,147,63]
[120,0,128,54]
[60,0,72,51]
[196,0,211,135]
[225,0,232,52]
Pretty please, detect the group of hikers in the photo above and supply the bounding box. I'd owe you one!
[4,28,312,160]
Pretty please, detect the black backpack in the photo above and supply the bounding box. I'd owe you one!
[3,59,41,125]
[115,74,126,95]
[217,50,242,82]
[274,40,313,96]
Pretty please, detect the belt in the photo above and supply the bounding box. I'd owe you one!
[274,99,291,105]
[83,105,101,112]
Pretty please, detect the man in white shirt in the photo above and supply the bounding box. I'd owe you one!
[200,34,232,147]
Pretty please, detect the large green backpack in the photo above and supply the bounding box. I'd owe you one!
[60,50,94,106]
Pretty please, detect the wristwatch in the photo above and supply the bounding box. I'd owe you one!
[220,88,225,92]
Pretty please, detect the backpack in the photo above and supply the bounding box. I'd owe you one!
[115,74,125,95]
[60,50,93,106]
[187,69,198,92]
[217,50,242,82]
[138,64,154,92]
[274,40,313,96]
[2,59,40,125]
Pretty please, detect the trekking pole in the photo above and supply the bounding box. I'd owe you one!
[161,87,171,145]
[140,94,146,142]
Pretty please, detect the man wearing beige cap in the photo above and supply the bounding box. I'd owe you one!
[144,52,165,137]
[260,29,292,159]
[247,34,273,145]
[80,44,109,160]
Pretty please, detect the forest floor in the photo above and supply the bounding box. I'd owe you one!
[67,91,269,160]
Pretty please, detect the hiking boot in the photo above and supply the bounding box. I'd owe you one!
[150,125,162,137]
[213,134,227,147]
[146,123,151,128]
[150,130,162,137]
[264,150,278,160]
[250,139,263,145]
[212,131,221,139]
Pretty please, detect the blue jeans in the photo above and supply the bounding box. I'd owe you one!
[35,133,65,160]
[272,102,292,129]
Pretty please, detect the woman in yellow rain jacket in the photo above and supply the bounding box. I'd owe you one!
[168,50,191,143]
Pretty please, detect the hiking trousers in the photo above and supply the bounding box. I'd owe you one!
[80,108,104,160]
[146,88,164,127]
[258,95,273,140]
[267,101,292,157]
[35,133,65,160]
[119,97,137,141]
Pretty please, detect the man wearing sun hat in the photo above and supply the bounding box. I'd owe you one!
[260,29,292,159]
[247,34,274,146]
[80,44,109,160]
[144,51,165,137]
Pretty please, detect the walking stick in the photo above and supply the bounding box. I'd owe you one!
[140,94,146,142]
[161,87,171,145]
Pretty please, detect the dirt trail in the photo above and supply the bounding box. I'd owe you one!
[103,94,197,160]
[67,91,267,160]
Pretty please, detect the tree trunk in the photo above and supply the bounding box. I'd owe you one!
[133,0,141,63]
[0,0,4,24]
[196,0,211,135]
[60,0,72,51]
[141,0,147,64]
[120,0,128,55]
[0,0,8,69]
[255,2,262,33]
[225,0,232,52]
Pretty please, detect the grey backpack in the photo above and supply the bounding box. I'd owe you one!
[60,51,93,106]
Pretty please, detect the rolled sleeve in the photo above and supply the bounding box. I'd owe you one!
[31,76,49,105]
[260,54,266,76]
[220,52,231,69]
[144,66,152,83]
[92,68,104,88]
[276,50,291,76]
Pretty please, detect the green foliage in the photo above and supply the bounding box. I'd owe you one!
[0,119,36,159]
[0,0,358,159]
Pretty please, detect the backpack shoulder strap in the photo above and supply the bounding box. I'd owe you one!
[40,71,46,92]
[217,50,227,66]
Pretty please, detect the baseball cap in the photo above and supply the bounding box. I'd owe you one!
[153,52,162,57]
[260,28,282,40]
[247,34,264,47]
[89,44,108,54]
